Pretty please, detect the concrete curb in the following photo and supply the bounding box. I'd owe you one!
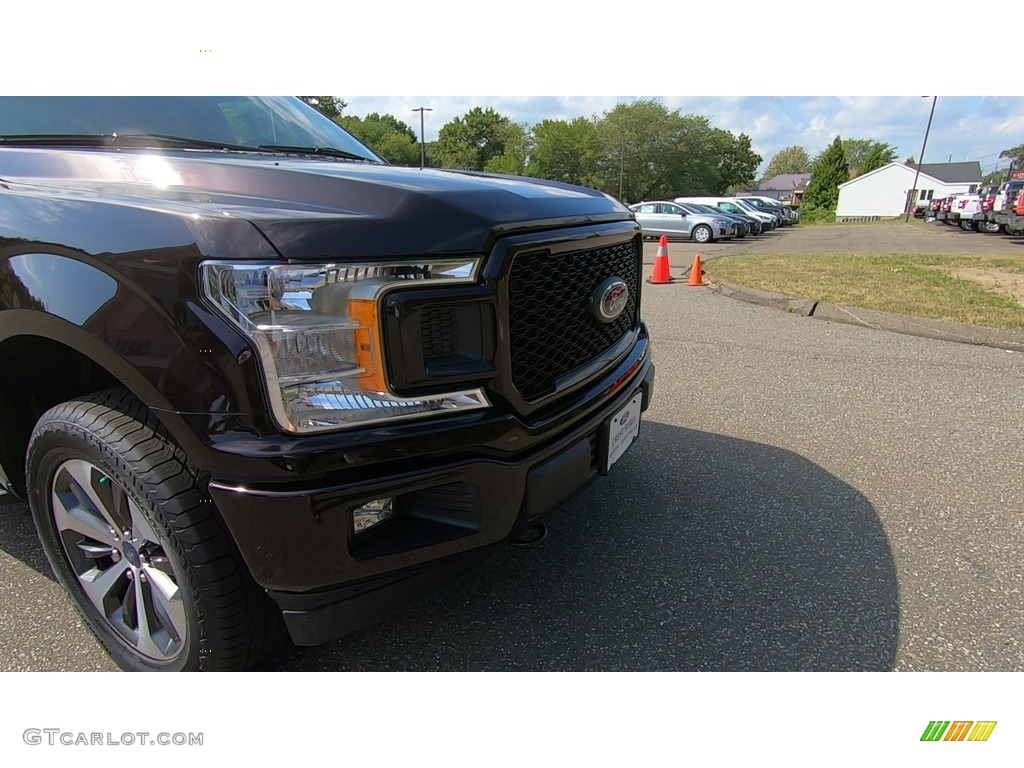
[713,283,818,317]
[712,282,1024,353]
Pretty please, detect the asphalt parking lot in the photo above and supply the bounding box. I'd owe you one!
[643,219,1024,270]
[1,224,1022,671]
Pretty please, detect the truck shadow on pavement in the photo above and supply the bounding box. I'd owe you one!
[0,500,50,575]
[269,422,899,672]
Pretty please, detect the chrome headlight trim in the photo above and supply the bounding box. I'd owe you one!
[199,258,490,434]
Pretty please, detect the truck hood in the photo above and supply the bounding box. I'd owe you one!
[0,147,632,258]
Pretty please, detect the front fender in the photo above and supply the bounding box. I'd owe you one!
[0,252,263,416]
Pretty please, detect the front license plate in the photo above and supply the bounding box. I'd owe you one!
[601,392,643,474]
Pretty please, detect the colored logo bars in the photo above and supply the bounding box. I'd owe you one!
[921,721,997,742]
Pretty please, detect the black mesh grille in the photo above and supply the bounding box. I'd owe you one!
[421,306,459,359]
[507,239,639,401]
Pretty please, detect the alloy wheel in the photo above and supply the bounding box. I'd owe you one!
[51,459,188,662]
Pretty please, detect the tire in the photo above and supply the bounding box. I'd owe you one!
[960,220,977,232]
[980,221,1004,234]
[26,388,284,671]
[692,225,712,244]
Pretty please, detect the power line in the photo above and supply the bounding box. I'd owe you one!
[963,150,1005,166]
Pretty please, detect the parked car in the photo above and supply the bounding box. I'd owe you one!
[738,196,795,225]
[993,179,1024,233]
[742,196,801,224]
[675,197,777,230]
[701,203,765,235]
[1002,186,1024,235]
[938,195,957,223]
[976,186,1003,232]
[676,201,756,236]
[730,197,784,228]
[911,195,934,218]
[0,96,655,671]
[629,201,734,243]
[953,192,984,231]
[993,179,1024,215]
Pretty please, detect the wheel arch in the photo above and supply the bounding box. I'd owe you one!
[0,319,194,498]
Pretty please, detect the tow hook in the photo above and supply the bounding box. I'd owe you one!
[510,521,548,549]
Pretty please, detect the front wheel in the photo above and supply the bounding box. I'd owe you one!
[692,225,712,243]
[960,220,977,232]
[27,388,284,671]
[980,221,1004,234]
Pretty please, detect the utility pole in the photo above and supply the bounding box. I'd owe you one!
[906,96,938,223]
[412,107,432,169]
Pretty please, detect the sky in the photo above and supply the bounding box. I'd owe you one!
[7,2,1022,183]
[340,96,1024,179]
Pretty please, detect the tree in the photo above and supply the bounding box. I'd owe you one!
[844,139,892,170]
[999,143,1024,173]
[905,156,916,165]
[433,107,518,170]
[761,145,812,181]
[857,145,893,176]
[298,97,347,120]
[713,130,762,194]
[594,100,682,202]
[483,123,532,175]
[590,101,759,202]
[803,136,849,212]
[982,169,1004,186]
[814,138,895,174]
[527,117,602,187]
[0,257,44,311]
[337,113,419,166]
[660,113,724,197]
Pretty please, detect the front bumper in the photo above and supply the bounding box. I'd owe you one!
[209,347,655,646]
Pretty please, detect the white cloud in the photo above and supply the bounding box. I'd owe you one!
[994,115,1024,135]
[325,95,1024,177]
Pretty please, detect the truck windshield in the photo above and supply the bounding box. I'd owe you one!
[0,96,383,163]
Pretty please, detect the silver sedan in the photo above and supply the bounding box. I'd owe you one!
[628,201,734,243]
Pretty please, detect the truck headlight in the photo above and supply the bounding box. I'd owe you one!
[201,260,488,433]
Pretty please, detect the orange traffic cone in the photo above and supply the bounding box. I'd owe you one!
[648,235,672,284]
[687,254,706,287]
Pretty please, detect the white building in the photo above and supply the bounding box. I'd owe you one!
[836,161,982,219]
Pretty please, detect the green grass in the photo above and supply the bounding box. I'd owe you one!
[705,253,1024,329]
